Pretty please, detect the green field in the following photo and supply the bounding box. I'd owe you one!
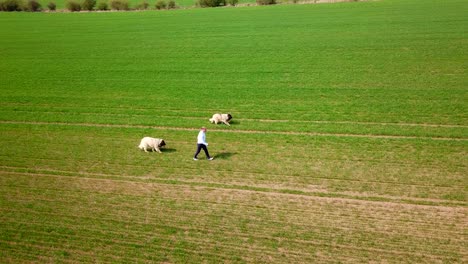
[1,0,467,262]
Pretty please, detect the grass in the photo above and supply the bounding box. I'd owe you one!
[0,0,467,262]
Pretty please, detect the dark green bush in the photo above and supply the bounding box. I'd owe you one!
[167,0,175,8]
[226,0,237,6]
[256,0,275,5]
[154,0,165,9]
[109,0,129,10]
[197,0,224,7]
[81,0,95,10]
[47,1,56,10]
[96,0,107,10]
[66,0,81,11]
[0,0,23,11]
[136,0,148,9]
[24,0,41,11]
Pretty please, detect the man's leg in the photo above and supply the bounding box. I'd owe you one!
[201,145,211,159]
[194,144,203,159]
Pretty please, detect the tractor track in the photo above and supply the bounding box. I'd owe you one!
[1,121,466,141]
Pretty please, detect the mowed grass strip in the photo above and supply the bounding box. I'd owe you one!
[1,107,467,139]
[0,172,466,262]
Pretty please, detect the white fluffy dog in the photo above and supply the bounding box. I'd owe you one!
[138,137,166,153]
[209,113,232,126]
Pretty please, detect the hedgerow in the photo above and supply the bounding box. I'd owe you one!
[109,0,129,10]
[0,0,23,11]
[47,1,56,10]
[96,1,108,10]
[154,0,165,9]
[136,0,149,9]
[0,0,362,12]
[167,0,176,8]
[66,0,81,11]
[81,0,96,10]
[196,0,225,7]
[226,0,237,6]
[24,0,41,11]
[256,0,276,5]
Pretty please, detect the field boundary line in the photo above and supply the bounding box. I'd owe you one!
[1,121,467,141]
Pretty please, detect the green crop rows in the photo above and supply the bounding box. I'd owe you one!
[0,0,466,262]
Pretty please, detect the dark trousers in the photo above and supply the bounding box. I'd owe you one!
[194,144,211,159]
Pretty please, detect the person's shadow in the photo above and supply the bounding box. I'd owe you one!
[214,152,237,160]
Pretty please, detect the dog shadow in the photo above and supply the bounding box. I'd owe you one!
[214,152,237,160]
[211,120,239,126]
[162,148,177,153]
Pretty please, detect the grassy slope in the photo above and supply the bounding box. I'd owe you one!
[0,0,467,262]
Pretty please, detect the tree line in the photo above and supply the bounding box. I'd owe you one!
[0,0,278,12]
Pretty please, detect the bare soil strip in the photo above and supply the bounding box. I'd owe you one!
[1,167,465,206]
[1,121,466,141]
[2,161,464,190]
[1,171,465,262]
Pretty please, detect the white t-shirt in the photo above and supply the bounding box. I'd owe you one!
[197,130,208,145]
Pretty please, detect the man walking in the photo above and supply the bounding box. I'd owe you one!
[193,127,214,161]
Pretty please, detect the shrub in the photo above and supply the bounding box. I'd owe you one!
[96,0,107,10]
[167,0,175,8]
[47,1,56,10]
[66,0,81,11]
[136,0,148,9]
[0,0,23,11]
[256,0,275,5]
[154,0,165,9]
[109,0,129,10]
[24,0,41,11]
[197,0,224,7]
[226,0,237,6]
[81,0,95,10]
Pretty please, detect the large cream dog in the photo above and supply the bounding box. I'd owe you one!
[138,137,166,153]
[209,113,232,126]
